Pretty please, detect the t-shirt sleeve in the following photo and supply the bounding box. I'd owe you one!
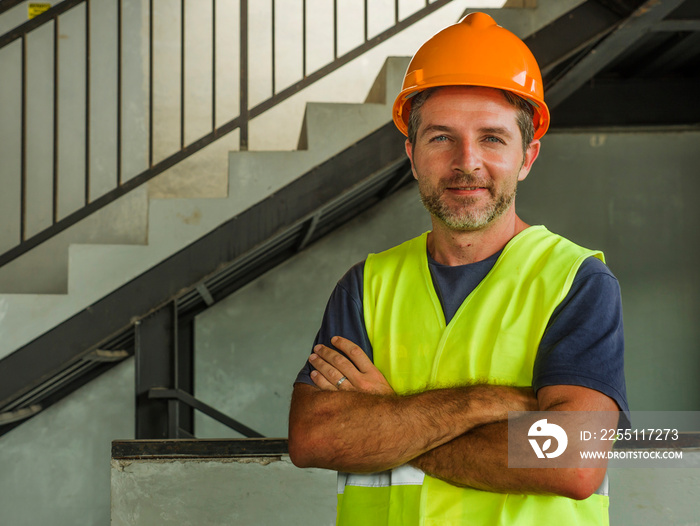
[294,260,373,386]
[533,257,630,426]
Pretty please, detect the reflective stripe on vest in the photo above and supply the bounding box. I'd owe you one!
[595,474,610,497]
[338,465,426,494]
[335,226,610,526]
[339,470,609,497]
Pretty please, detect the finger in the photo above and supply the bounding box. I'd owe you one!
[310,369,337,391]
[309,351,351,388]
[330,336,376,374]
[313,344,360,379]
[310,364,353,392]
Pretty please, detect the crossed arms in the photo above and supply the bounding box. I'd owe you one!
[288,336,619,501]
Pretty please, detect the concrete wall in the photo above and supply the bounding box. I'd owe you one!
[111,456,337,526]
[518,130,700,412]
[109,452,700,526]
[609,454,700,525]
[0,360,134,526]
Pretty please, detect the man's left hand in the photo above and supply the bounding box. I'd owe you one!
[309,336,395,396]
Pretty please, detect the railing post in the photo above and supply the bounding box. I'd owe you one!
[85,0,91,202]
[180,0,186,150]
[239,0,248,150]
[134,301,194,439]
[176,313,195,435]
[20,35,27,243]
[134,307,174,439]
[53,15,59,224]
[271,0,276,93]
[116,0,122,186]
[212,0,217,132]
[148,0,154,168]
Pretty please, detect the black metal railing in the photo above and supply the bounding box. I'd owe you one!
[0,0,453,268]
[147,388,264,439]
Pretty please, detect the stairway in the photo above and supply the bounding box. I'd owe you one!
[0,55,411,416]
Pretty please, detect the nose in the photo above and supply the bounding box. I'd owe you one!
[452,139,482,173]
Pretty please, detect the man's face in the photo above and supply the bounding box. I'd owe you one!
[405,86,540,232]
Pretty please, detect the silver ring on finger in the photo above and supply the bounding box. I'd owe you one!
[335,376,348,389]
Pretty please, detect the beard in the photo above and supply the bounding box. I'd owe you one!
[418,172,517,231]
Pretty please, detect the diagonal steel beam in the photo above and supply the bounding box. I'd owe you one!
[525,0,629,77]
[546,0,688,108]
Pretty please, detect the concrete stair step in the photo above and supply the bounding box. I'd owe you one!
[0,187,149,295]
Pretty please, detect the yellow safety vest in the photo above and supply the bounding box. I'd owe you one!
[336,226,609,525]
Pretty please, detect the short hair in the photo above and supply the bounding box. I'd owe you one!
[406,87,536,153]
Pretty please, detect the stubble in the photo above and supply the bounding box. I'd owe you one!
[418,172,517,231]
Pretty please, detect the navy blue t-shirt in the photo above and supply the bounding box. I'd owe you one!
[296,248,629,423]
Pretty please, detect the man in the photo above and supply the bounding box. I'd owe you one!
[288,12,628,525]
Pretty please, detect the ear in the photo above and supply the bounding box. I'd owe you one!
[517,139,541,182]
[405,139,418,180]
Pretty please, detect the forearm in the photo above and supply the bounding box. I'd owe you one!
[411,386,619,500]
[290,387,456,473]
[411,421,522,491]
[288,383,534,473]
[412,421,606,499]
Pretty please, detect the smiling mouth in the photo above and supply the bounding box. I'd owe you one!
[446,186,488,193]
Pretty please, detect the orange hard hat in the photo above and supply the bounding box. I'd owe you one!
[392,12,550,140]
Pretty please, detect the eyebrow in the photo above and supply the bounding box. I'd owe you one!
[420,124,515,139]
[420,124,451,137]
[480,126,514,138]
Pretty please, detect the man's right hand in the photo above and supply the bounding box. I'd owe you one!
[309,336,395,396]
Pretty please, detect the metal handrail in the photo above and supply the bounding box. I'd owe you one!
[149,387,263,439]
[0,0,453,268]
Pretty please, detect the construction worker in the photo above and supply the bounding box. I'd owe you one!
[288,12,628,525]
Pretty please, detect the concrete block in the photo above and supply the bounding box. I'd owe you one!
[111,456,337,526]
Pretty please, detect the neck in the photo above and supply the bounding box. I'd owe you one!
[427,210,530,266]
